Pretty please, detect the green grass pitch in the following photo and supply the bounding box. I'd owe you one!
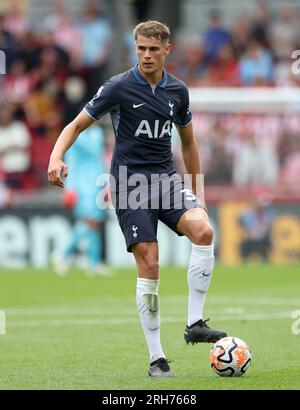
[0,264,299,390]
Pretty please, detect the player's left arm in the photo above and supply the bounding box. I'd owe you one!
[176,123,207,211]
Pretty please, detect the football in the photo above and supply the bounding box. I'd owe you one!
[209,336,252,377]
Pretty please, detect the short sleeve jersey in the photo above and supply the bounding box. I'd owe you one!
[84,65,192,183]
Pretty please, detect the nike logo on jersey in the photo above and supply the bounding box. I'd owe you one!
[133,103,146,108]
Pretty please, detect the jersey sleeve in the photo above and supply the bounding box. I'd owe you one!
[83,78,120,120]
[175,86,192,127]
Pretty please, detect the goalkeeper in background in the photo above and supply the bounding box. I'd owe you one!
[52,124,110,277]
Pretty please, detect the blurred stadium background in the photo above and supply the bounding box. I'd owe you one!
[1,0,300,268]
[1,0,300,391]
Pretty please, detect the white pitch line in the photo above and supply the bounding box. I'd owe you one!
[3,308,138,316]
[2,296,300,316]
[6,311,294,328]
[163,296,300,306]
[1,308,291,317]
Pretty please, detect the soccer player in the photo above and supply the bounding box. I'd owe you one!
[48,20,227,377]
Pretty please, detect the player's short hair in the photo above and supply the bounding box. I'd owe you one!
[134,20,171,43]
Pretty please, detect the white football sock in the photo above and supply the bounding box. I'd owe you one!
[187,243,214,327]
[136,277,165,363]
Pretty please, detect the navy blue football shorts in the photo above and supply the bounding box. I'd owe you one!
[111,173,204,252]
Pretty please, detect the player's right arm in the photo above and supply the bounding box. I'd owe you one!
[48,75,120,188]
[48,111,94,188]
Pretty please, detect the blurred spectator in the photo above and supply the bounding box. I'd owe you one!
[0,103,31,189]
[270,6,300,60]
[79,1,112,96]
[280,137,300,193]
[0,14,13,48]
[239,39,274,86]
[42,1,67,33]
[202,10,231,63]
[250,1,271,48]
[177,46,207,86]
[3,3,28,38]
[51,9,83,68]
[208,43,239,86]
[16,31,41,72]
[23,80,62,141]
[4,58,33,105]
[37,30,70,85]
[239,198,275,262]
[0,14,17,73]
[232,127,279,186]
[204,119,232,183]
[62,76,87,126]
[231,15,251,59]
[275,59,299,87]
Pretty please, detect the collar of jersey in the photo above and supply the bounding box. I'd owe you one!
[132,65,168,88]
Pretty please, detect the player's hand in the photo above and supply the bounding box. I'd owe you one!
[47,157,68,189]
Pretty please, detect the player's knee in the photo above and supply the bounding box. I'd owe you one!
[133,243,159,279]
[142,256,159,279]
[191,223,213,246]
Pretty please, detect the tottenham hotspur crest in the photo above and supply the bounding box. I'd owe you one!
[132,225,138,238]
[168,100,174,116]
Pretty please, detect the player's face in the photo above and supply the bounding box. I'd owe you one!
[136,35,171,77]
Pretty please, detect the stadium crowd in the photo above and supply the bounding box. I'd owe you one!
[0,0,300,199]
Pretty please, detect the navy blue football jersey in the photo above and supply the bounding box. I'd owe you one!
[84,65,192,183]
